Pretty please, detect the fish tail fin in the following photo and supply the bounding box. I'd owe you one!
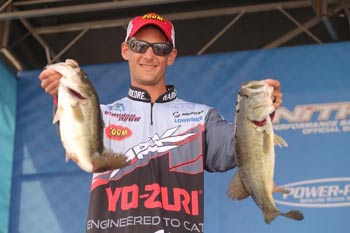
[281,210,304,221]
[91,151,129,173]
[264,210,304,224]
[227,173,250,200]
[274,134,288,147]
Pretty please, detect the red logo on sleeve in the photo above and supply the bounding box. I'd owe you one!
[105,125,132,141]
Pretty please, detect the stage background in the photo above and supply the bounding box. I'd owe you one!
[0,61,16,233]
[7,41,350,232]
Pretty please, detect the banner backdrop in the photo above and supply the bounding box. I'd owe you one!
[0,61,16,233]
[10,42,350,233]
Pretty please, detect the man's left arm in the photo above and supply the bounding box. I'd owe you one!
[204,108,236,172]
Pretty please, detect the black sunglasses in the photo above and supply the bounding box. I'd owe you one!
[127,39,173,56]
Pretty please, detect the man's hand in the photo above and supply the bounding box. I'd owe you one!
[38,68,62,97]
[265,79,283,109]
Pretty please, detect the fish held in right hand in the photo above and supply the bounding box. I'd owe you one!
[48,59,130,173]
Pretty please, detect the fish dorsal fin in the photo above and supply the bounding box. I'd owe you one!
[274,134,288,147]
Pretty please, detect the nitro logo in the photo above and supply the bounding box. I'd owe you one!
[105,183,201,215]
[275,178,350,208]
[273,102,350,135]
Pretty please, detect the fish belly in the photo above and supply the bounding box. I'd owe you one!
[58,98,96,172]
[236,118,276,209]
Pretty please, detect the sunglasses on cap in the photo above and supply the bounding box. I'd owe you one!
[127,39,173,56]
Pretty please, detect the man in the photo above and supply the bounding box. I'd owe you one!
[39,12,282,233]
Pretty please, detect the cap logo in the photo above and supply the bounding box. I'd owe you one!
[142,13,164,22]
[125,12,175,47]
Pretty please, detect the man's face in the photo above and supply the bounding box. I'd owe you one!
[121,26,177,88]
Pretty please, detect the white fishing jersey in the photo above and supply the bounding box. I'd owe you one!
[86,85,236,233]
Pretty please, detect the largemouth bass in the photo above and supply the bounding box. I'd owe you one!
[227,80,304,224]
[48,59,129,173]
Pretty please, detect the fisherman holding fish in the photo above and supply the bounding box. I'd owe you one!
[39,12,292,233]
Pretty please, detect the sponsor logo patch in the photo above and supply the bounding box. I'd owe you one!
[142,13,164,22]
[104,111,141,122]
[105,125,132,141]
[107,103,125,112]
[172,111,205,124]
[105,183,201,215]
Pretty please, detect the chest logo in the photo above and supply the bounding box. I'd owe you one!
[105,125,132,141]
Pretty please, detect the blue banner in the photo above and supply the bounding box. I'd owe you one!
[10,41,350,233]
[0,62,17,233]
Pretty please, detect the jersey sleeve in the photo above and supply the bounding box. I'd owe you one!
[204,108,236,172]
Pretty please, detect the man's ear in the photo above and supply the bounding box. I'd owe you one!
[167,48,177,66]
[121,42,129,61]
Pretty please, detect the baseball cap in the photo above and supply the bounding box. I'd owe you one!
[125,13,175,47]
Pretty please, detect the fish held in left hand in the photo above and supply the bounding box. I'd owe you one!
[227,80,304,224]
[47,59,129,173]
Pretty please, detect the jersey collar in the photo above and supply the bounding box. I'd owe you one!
[127,85,177,103]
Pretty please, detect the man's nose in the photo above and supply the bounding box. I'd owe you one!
[144,46,155,57]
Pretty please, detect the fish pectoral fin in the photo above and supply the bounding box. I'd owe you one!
[71,104,84,122]
[274,134,288,148]
[274,184,290,194]
[227,173,250,200]
[91,151,130,173]
[52,105,63,123]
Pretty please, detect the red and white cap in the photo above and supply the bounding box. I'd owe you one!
[125,13,175,47]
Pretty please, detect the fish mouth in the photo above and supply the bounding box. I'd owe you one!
[251,119,267,126]
[68,87,86,100]
[250,112,275,127]
[241,82,265,92]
